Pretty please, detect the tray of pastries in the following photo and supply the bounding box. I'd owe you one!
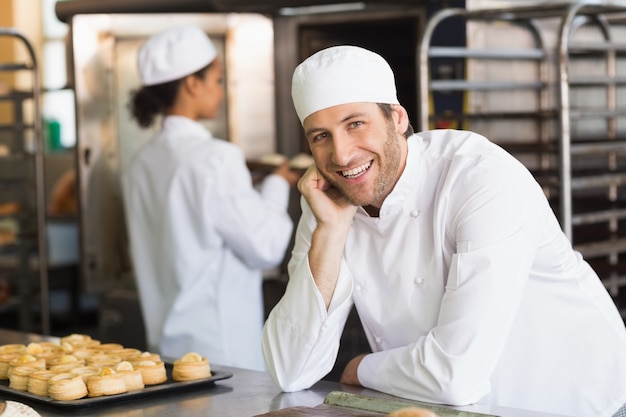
[0,334,232,409]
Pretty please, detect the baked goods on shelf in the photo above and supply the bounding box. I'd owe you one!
[0,202,20,216]
[172,352,211,381]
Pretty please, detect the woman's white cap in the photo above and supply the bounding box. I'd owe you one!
[291,45,399,124]
[138,26,217,86]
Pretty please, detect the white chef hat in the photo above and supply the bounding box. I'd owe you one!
[138,25,217,86]
[291,45,399,124]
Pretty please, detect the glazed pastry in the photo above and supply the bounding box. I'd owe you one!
[115,361,144,391]
[60,334,93,347]
[48,372,88,401]
[133,360,167,385]
[172,352,211,381]
[59,334,101,351]
[27,370,57,396]
[7,355,46,378]
[25,342,61,357]
[128,351,161,364]
[86,367,127,397]
[48,354,85,373]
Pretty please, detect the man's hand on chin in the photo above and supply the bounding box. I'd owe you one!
[340,353,367,386]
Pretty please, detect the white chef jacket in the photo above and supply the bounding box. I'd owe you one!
[122,116,293,371]
[263,129,626,416]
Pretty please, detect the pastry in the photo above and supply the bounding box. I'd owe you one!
[60,334,100,350]
[86,367,127,397]
[69,366,100,383]
[86,353,121,368]
[387,407,440,417]
[7,355,46,378]
[48,355,85,373]
[107,348,142,360]
[48,372,88,401]
[0,344,25,355]
[128,351,161,364]
[133,360,167,385]
[8,366,38,391]
[0,353,24,380]
[94,343,124,352]
[71,348,100,361]
[259,153,288,166]
[0,334,202,400]
[115,361,144,391]
[60,334,92,346]
[172,352,211,381]
[24,342,60,357]
[289,152,315,170]
[27,370,57,396]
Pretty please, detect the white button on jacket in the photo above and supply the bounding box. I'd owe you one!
[262,130,626,416]
[123,116,293,371]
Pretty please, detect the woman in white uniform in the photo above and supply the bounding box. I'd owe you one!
[262,45,626,416]
[122,25,300,371]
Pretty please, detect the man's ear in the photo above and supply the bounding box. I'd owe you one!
[391,104,409,135]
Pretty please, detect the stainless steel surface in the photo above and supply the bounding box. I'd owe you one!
[0,329,573,417]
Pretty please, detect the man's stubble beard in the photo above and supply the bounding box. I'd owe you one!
[324,121,402,208]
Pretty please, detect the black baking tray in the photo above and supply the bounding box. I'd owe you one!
[0,363,232,409]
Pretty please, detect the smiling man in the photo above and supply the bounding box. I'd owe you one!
[261,45,626,417]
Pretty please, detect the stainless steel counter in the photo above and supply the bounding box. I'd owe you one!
[0,330,570,417]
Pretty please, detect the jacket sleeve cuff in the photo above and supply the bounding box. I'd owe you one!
[259,174,290,208]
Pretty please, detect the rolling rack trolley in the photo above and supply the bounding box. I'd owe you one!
[0,28,50,334]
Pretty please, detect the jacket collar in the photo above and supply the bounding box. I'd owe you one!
[161,115,213,140]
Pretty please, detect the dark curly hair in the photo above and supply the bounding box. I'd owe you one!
[128,62,214,128]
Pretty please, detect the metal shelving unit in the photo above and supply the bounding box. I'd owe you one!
[558,4,626,300]
[0,28,50,334]
[419,0,626,315]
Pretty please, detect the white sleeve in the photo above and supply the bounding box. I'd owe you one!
[262,198,354,391]
[212,148,294,268]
